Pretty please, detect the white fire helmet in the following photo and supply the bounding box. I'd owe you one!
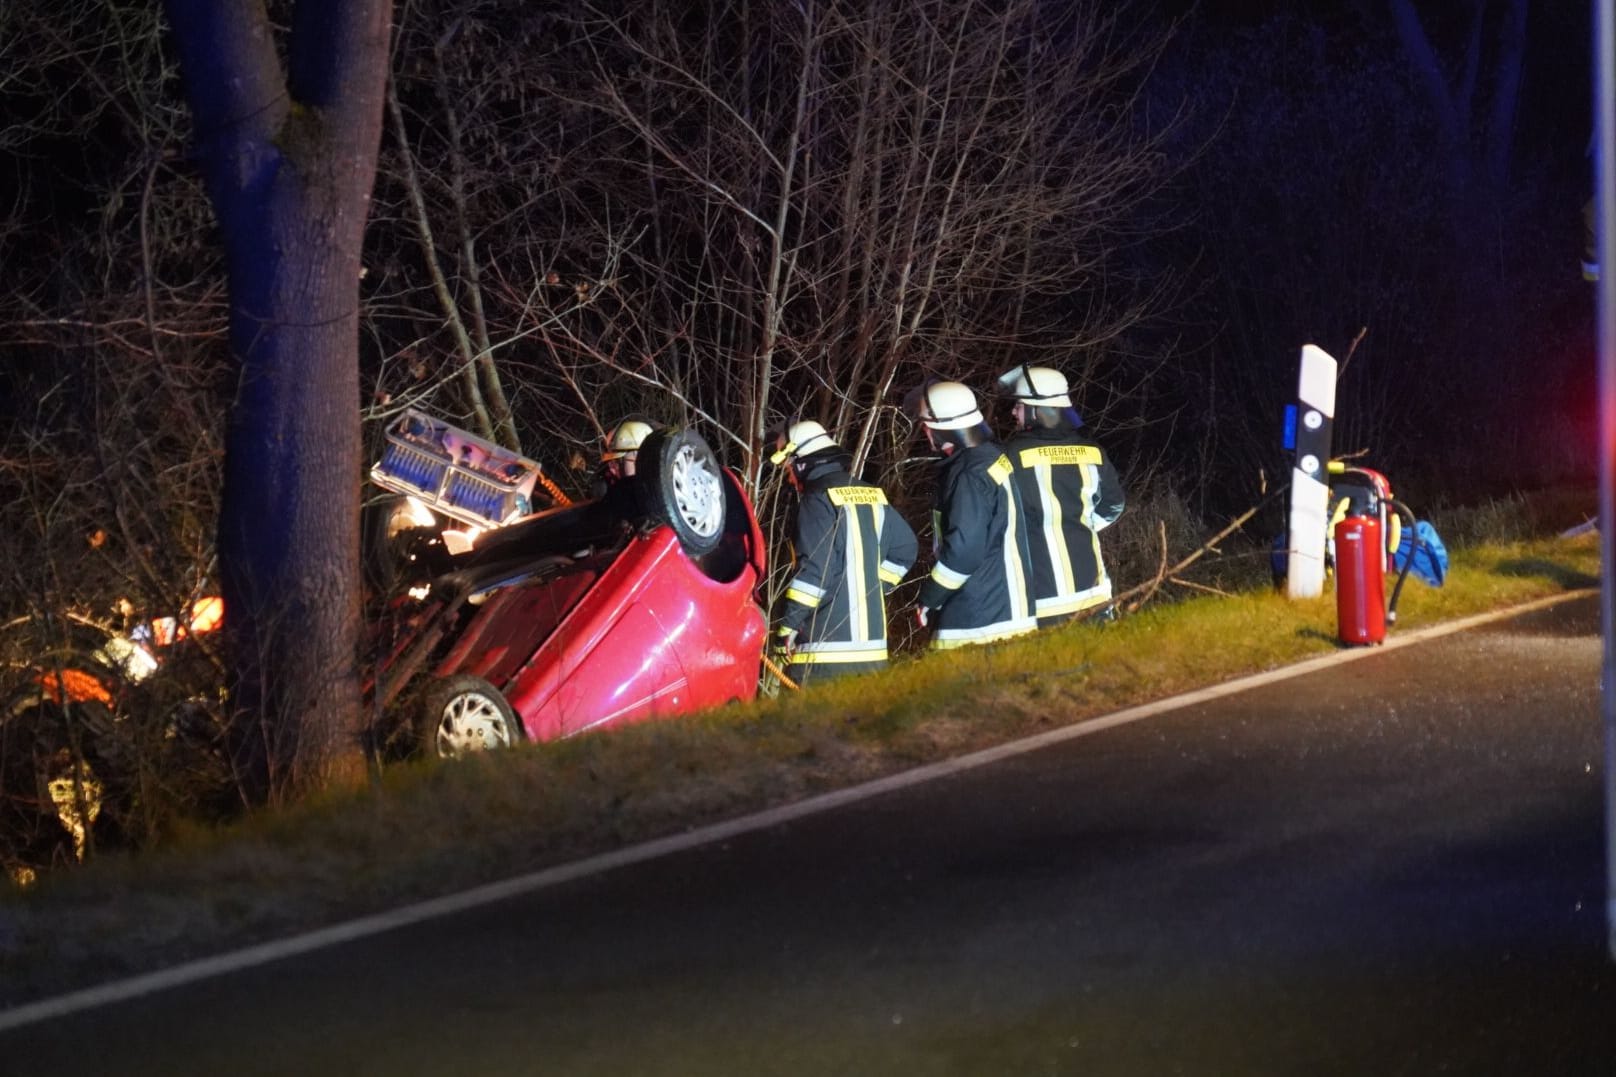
[602,419,654,461]
[996,364,1072,408]
[770,419,839,466]
[916,381,985,430]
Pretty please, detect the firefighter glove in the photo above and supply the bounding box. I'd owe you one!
[772,627,798,659]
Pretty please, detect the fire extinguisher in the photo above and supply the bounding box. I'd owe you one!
[1334,510,1385,644]
[1330,464,1423,646]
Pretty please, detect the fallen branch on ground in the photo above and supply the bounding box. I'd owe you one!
[1117,490,1280,614]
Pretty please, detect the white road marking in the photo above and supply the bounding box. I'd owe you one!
[0,588,1595,1033]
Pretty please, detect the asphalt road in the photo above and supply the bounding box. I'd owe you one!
[4,595,1613,1076]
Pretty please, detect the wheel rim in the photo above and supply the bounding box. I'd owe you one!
[669,443,724,539]
[435,692,514,756]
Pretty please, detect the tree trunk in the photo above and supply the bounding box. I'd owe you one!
[164,0,392,801]
[1388,0,1528,203]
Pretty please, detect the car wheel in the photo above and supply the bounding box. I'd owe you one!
[417,674,523,759]
[635,427,727,556]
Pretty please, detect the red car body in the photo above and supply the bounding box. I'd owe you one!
[367,464,768,752]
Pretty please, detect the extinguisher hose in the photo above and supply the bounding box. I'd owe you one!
[1385,498,1420,625]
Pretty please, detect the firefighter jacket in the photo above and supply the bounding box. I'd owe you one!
[778,454,918,677]
[916,441,1038,648]
[1005,425,1126,624]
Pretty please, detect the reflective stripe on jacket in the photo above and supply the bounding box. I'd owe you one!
[1007,427,1125,622]
[916,441,1037,648]
[779,456,918,673]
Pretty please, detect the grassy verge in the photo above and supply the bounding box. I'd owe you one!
[0,529,1601,1006]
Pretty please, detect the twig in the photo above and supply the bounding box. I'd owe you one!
[1123,521,1171,613]
[1168,576,1234,598]
[1336,325,1368,381]
[1117,495,1274,614]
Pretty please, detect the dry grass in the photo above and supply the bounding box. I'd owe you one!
[0,528,1602,1007]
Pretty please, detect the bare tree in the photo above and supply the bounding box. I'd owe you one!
[1388,0,1529,205]
[0,2,243,867]
[382,46,520,450]
[505,0,1175,496]
[163,0,393,800]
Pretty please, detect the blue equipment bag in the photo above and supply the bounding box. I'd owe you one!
[1393,520,1448,587]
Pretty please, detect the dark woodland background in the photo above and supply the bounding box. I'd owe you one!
[0,0,1593,659]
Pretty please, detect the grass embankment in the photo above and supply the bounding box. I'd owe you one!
[0,529,1602,1005]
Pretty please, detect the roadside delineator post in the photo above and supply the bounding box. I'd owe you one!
[1285,344,1338,601]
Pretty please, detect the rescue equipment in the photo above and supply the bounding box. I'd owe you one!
[372,409,557,528]
[1334,511,1385,645]
[1327,462,1424,646]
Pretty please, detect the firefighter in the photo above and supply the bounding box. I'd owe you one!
[996,364,1126,627]
[601,418,656,481]
[591,417,660,505]
[911,381,1038,648]
[770,420,918,683]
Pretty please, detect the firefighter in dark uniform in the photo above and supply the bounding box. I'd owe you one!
[996,364,1126,627]
[910,381,1038,648]
[770,420,918,683]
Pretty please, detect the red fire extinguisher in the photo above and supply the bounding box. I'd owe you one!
[1334,510,1385,645]
[1328,462,1423,646]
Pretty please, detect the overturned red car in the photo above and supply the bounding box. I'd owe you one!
[364,412,768,759]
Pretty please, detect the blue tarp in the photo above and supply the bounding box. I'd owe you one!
[1393,520,1449,587]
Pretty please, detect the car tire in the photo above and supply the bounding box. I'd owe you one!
[633,426,727,556]
[417,674,523,759]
